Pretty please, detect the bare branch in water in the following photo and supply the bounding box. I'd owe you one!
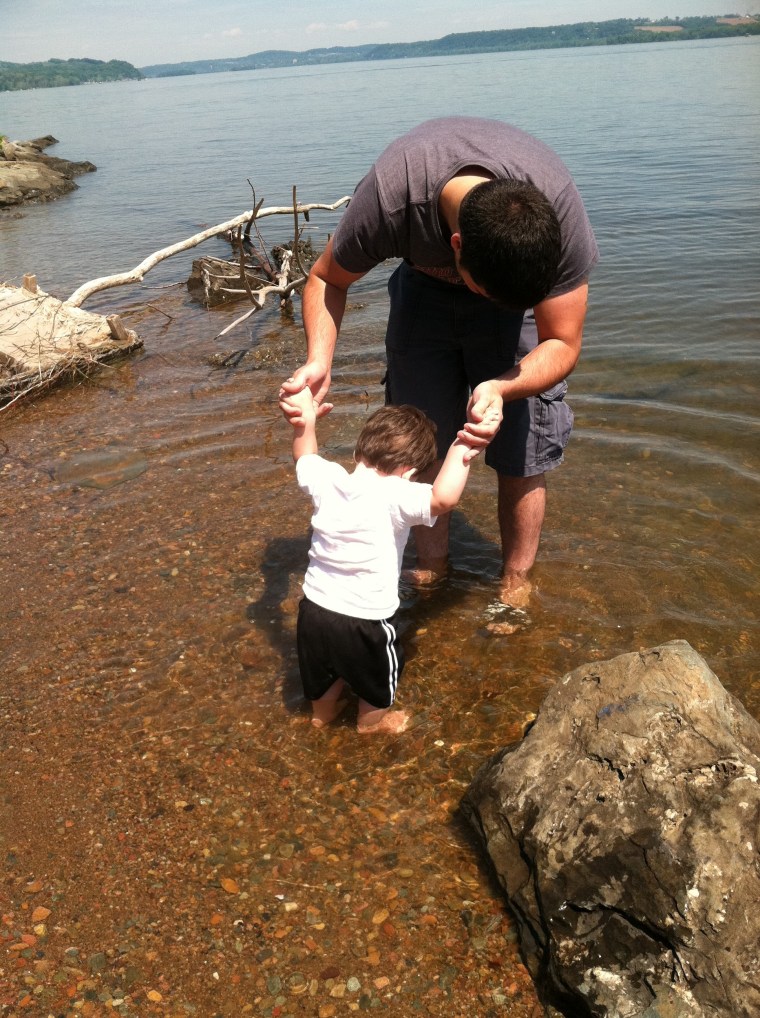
[66,194,350,307]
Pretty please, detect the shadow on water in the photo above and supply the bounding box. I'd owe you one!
[245,534,310,711]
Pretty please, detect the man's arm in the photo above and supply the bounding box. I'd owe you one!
[460,283,589,449]
[429,439,479,516]
[280,236,367,425]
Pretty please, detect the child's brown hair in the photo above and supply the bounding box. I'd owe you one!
[354,405,437,476]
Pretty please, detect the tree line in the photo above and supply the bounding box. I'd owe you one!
[0,57,143,93]
[141,15,759,77]
[2,17,757,91]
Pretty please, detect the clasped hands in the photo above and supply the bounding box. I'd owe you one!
[279,364,504,450]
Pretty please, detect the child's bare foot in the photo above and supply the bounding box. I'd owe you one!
[357,710,410,735]
[311,698,349,729]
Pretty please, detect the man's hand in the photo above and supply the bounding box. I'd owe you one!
[459,380,503,449]
[279,362,333,425]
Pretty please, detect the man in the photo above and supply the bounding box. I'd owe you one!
[280,117,599,605]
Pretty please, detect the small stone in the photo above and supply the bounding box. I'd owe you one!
[347,977,361,992]
[31,907,51,923]
[147,989,163,1002]
[220,878,240,894]
[88,952,107,974]
[288,973,307,993]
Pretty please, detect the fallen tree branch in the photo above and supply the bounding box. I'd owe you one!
[66,196,351,307]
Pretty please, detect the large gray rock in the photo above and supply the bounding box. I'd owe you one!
[463,641,760,1017]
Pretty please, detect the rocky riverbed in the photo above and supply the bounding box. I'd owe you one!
[0,135,95,210]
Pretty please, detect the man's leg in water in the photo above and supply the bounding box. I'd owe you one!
[498,473,546,606]
[408,459,448,582]
[409,468,546,603]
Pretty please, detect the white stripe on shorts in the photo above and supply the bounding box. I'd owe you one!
[380,619,399,703]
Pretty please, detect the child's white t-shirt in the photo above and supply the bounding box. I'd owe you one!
[296,455,436,620]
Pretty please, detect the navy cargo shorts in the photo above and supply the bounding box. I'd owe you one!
[384,261,574,478]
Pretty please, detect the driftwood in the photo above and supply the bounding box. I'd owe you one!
[0,279,141,409]
[66,193,350,307]
[188,238,318,309]
[3,187,349,407]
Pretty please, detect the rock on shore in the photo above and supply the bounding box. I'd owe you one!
[0,135,96,208]
[463,640,760,1018]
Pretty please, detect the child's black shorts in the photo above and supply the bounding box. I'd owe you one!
[296,596,405,709]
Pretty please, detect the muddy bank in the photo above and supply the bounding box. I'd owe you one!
[0,135,95,210]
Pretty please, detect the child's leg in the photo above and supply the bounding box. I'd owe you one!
[311,678,348,729]
[357,699,409,734]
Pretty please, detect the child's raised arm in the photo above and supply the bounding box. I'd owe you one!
[429,438,480,516]
[278,385,319,461]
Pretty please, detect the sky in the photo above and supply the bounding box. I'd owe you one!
[2,1,746,67]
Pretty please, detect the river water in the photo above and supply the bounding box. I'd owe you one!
[0,38,758,1016]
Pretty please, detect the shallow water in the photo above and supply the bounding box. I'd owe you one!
[1,278,757,1013]
[1,37,759,1016]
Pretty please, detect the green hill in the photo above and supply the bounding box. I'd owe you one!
[2,17,757,92]
[140,15,759,77]
[0,57,143,93]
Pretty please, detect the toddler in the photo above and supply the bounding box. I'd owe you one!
[280,385,479,733]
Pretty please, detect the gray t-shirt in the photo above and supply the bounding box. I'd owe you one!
[332,117,599,298]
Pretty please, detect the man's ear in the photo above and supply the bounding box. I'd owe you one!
[450,231,462,255]
[401,467,417,481]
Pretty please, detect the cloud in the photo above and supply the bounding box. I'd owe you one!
[306,22,327,34]
[221,27,242,38]
[337,20,360,32]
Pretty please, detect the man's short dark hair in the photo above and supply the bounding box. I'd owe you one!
[458,179,562,310]
[354,405,437,475]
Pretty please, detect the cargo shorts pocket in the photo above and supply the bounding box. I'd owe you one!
[534,382,574,470]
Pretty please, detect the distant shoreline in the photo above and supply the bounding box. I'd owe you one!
[140,15,760,78]
[2,15,758,92]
